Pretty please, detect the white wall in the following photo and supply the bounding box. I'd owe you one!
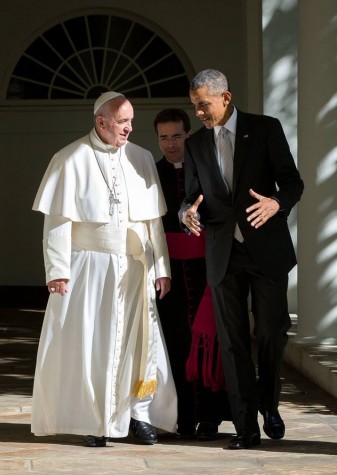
[297,0,337,343]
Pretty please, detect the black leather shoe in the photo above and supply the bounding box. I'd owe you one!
[175,425,196,439]
[260,409,285,440]
[196,422,219,440]
[227,432,261,450]
[130,418,158,445]
[84,435,107,447]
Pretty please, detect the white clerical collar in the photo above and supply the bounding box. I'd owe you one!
[165,158,183,169]
[90,128,124,154]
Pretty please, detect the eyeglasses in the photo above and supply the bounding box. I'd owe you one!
[159,134,185,144]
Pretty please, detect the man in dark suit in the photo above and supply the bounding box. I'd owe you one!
[179,69,304,449]
[154,108,231,440]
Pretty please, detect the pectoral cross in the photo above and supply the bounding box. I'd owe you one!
[109,191,121,215]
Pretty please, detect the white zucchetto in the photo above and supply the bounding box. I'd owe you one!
[94,91,125,115]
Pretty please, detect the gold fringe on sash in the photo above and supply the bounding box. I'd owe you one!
[131,237,159,401]
[134,379,158,399]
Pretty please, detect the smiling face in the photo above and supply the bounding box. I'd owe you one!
[156,120,191,164]
[95,98,134,147]
[189,86,232,129]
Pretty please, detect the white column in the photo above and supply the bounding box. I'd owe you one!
[262,0,299,312]
[297,0,337,343]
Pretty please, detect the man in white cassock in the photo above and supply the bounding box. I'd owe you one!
[31,91,177,447]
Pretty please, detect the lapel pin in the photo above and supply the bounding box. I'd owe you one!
[244,134,249,139]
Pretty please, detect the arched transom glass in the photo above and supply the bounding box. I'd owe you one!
[7,15,190,100]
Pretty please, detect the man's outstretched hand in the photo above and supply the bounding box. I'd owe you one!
[246,188,280,228]
[181,195,204,236]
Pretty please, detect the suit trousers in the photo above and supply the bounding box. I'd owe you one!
[211,239,291,434]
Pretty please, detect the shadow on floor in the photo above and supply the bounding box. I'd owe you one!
[1,422,337,456]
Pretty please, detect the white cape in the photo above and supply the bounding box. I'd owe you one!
[33,129,167,222]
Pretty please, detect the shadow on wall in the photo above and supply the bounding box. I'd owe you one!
[262,0,299,311]
[264,0,337,340]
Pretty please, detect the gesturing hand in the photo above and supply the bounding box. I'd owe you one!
[246,189,280,229]
[181,195,204,236]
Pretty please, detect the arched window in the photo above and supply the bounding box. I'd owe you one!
[7,14,190,100]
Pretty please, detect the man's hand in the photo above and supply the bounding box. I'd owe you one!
[47,278,69,296]
[181,195,204,236]
[246,188,280,228]
[156,277,171,299]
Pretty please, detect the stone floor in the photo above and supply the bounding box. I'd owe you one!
[1,308,337,474]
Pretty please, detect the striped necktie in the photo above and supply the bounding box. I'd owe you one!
[218,127,233,191]
[218,127,243,242]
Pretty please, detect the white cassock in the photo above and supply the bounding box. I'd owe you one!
[31,129,177,437]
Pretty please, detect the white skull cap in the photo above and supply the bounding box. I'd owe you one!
[94,91,125,115]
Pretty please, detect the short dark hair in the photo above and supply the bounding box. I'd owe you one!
[153,108,191,134]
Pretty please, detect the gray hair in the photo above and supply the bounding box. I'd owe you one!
[190,69,229,95]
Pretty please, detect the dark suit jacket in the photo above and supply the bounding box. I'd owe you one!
[181,109,304,286]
